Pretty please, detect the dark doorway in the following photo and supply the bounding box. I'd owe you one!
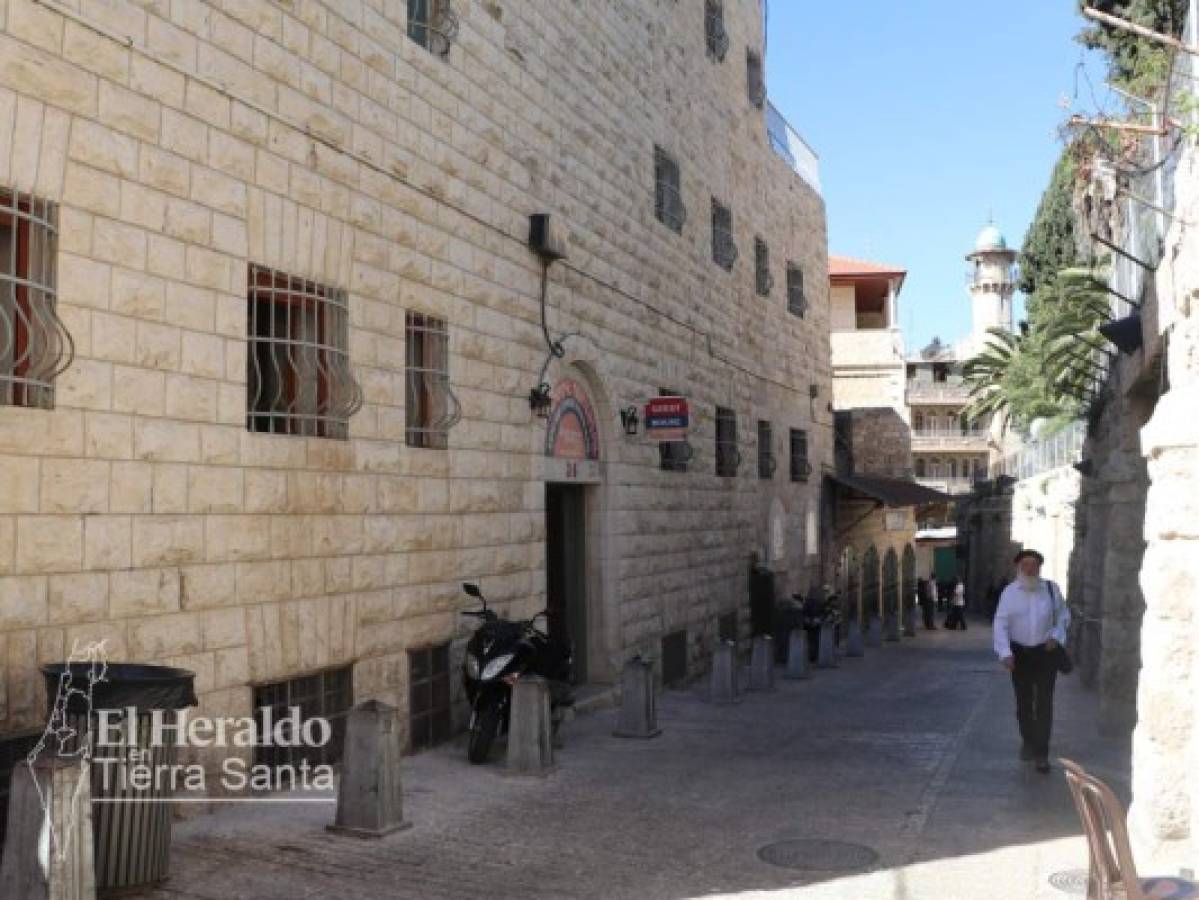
[546,483,588,684]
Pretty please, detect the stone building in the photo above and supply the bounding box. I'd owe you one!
[829,255,907,416]
[0,0,830,805]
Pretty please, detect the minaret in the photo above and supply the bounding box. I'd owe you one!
[965,223,1016,354]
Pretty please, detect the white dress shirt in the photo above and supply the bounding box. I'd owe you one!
[992,578,1069,659]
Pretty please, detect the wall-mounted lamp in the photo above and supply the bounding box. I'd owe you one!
[1072,458,1094,477]
[529,383,552,418]
[1098,313,1143,355]
[620,405,640,436]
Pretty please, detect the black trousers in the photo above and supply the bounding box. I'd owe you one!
[1011,642,1058,758]
[920,602,935,629]
[945,606,967,630]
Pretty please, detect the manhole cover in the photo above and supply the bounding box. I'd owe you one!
[757,839,879,872]
[1047,869,1090,894]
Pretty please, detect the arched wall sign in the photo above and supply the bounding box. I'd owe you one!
[545,379,601,461]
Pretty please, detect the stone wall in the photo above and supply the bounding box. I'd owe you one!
[0,0,830,759]
[835,407,912,480]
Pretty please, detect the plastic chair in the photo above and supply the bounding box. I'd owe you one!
[1060,758,1198,900]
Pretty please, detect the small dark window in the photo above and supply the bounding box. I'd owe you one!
[658,388,690,472]
[718,611,738,644]
[406,311,459,449]
[409,641,453,751]
[704,0,729,61]
[252,665,353,779]
[715,406,739,477]
[916,458,926,478]
[790,428,810,482]
[754,237,772,296]
[0,731,41,858]
[933,363,948,383]
[757,419,775,479]
[661,629,688,687]
[407,0,457,56]
[786,263,806,317]
[711,199,737,271]
[746,49,765,108]
[653,146,686,233]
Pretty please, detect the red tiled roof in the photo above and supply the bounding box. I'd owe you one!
[829,254,907,280]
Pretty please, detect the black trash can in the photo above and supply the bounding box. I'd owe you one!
[41,662,197,893]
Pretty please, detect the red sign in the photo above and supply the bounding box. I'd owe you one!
[645,396,689,442]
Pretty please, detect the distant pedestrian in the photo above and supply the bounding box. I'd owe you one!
[918,576,937,630]
[993,549,1070,774]
[944,580,967,630]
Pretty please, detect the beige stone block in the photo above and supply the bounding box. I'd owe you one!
[188,466,243,513]
[64,162,121,218]
[245,469,286,513]
[0,409,83,457]
[204,515,269,561]
[63,20,129,81]
[58,356,111,411]
[132,515,205,566]
[211,213,247,257]
[191,166,247,218]
[146,233,186,280]
[0,575,48,629]
[99,81,160,143]
[160,108,207,164]
[128,612,202,658]
[47,572,108,625]
[134,419,200,462]
[69,119,138,179]
[112,269,166,319]
[164,197,211,243]
[41,459,108,514]
[202,607,246,650]
[180,563,237,610]
[0,34,97,117]
[110,567,181,617]
[186,245,235,292]
[139,146,190,198]
[34,106,70,202]
[200,425,240,465]
[57,207,93,255]
[93,219,148,270]
[212,645,249,689]
[291,558,324,598]
[113,365,165,416]
[164,285,216,333]
[147,12,196,68]
[84,412,133,459]
[130,55,185,108]
[15,516,83,573]
[0,454,40,513]
[151,462,187,513]
[165,374,217,422]
[0,517,14,576]
[120,181,167,232]
[92,308,139,363]
[209,130,255,182]
[236,560,291,603]
[83,515,131,570]
[110,461,152,513]
[59,252,111,310]
[269,515,310,559]
[181,331,225,379]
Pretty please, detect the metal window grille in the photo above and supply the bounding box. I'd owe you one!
[252,665,353,779]
[407,0,458,56]
[717,611,738,644]
[711,199,737,271]
[246,265,362,440]
[786,262,807,317]
[757,419,775,479]
[704,0,729,61]
[405,311,460,449]
[658,387,691,472]
[653,146,686,233]
[409,642,452,751]
[0,731,41,859]
[715,406,739,477]
[661,629,688,687]
[747,49,766,108]
[754,237,773,296]
[0,188,72,409]
[790,428,810,482]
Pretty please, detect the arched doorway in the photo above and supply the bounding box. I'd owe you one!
[838,545,858,625]
[901,544,916,613]
[861,545,880,624]
[882,549,900,632]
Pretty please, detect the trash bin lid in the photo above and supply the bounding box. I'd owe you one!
[41,662,198,715]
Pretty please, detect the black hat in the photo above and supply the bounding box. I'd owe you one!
[1013,549,1044,564]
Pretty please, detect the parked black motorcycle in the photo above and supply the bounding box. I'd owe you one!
[460,583,574,764]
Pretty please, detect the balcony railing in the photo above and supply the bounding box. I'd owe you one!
[911,430,989,452]
[988,420,1086,481]
[767,101,821,195]
[916,476,978,496]
[912,428,988,439]
[906,381,972,404]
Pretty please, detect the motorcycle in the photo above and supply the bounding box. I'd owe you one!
[460,582,574,764]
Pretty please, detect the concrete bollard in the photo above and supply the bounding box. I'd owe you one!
[709,640,740,703]
[884,613,901,642]
[507,676,556,775]
[613,656,661,739]
[0,755,97,900]
[817,623,838,668]
[846,619,865,657]
[902,607,917,637]
[328,699,411,838]
[784,629,810,680]
[748,636,775,691]
[866,616,883,647]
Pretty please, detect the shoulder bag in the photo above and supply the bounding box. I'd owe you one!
[1048,580,1073,675]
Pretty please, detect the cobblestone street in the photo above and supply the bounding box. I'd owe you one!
[129,622,1128,900]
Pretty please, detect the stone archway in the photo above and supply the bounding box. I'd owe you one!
[902,544,916,612]
[861,545,880,625]
[882,549,900,639]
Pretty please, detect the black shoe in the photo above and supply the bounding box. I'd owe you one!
[1035,757,1051,774]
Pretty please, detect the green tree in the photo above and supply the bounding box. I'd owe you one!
[1077,0,1190,94]
[1018,150,1080,299]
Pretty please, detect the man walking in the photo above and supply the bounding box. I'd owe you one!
[993,549,1070,774]
[918,576,937,630]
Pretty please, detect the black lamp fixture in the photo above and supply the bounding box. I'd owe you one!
[620,405,640,436]
[529,383,552,418]
[1072,458,1094,477]
[1098,313,1143,355]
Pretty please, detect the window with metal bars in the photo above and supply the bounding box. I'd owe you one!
[246,265,362,439]
[754,237,772,296]
[704,0,728,61]
[0,731,40,859]
[715,406,739,477]
[252,665,353,779]
[405,311,459,449]
[653,146,686,234]
[717,611,738,644]
[786,262,807,317]
[790,428,810,482]
[658,387,691,472]
[407,0,458,56]
[757,419,775,479]
[408,641,452,751]
[661,629,687,687]
[0,188,71,409]
[711,199,737,271]
[747,49,766,108]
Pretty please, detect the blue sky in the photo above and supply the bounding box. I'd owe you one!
[765,0,1110,350]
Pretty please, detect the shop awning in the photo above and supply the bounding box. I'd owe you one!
[827,473,952,508]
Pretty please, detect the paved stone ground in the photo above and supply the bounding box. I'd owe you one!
[129,621,1129,900]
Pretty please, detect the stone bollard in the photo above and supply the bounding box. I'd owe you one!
[613,656,661,739]
[784,629,810,680]
[817,623,838,668]
[748,636,775,691]
[902,607,917,637]
[846,619,865,657]
[0,755,96,900]
[884,613,901,642]
[866,616,883,647]
[508,676,556,775]
[709,640,740,703]
[328,699,411,838]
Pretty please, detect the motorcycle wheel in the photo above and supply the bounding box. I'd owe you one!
[467,701,502,764]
